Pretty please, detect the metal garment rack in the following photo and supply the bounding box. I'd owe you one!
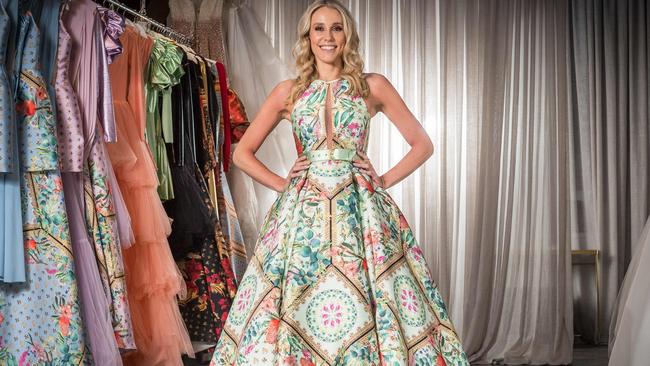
[101,0,194,46]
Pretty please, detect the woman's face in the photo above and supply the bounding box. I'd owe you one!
[309,6,346,68]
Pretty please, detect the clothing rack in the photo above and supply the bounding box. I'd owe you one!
[101,0,194,46]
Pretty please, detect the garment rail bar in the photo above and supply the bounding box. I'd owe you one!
[101,0,193,46]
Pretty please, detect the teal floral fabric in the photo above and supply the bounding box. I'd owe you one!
[0,12,90,365]
[210,78,468,365]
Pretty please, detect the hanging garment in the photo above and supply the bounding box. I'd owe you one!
[99,7,124,64]
[0,0,24,283]
[0,0,12,173]
[211,62,247,282]
[62,0,135,351]
[30,0,59,116]
[55,4,121,365]
[145,37,184,201]
[168,0,249,283]
[107,26,194,365]
[223,88,258,260]
[0,9,90,365]
[210,79,469,365]
[226,88,250,144]
[170,55,235,346]
[57,2,128,363]
[98,7,136,249]
[167,0,227,65]
[188,57,239,293]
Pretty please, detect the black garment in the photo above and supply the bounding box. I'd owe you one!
[165,56,214,259]
[164,54,234,344]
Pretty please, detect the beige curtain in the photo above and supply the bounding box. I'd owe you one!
[570,0,650,345]
[420,2,573,363]
[225,0,297,256]
[237,0,574,363]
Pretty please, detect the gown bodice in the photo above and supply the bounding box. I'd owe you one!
[291,78,370,155]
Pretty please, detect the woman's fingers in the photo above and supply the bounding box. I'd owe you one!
[291,157,310,169]
[296,160,311,167]
[354,162,377,178]
[288,157,311,180]
[297,155,309,164]
[293,162,310,172]
[359,167,372,175]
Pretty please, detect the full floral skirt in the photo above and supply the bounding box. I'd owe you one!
[210,160,468,365]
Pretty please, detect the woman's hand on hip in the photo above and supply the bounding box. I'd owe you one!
[353,151,385,189]
[280,154,311,192]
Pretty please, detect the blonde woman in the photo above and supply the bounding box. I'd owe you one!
[210,1,468,364]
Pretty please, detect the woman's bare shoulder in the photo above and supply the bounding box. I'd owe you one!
[268,79,296,119]
[362,73,393,115]
[274,79,295,94]
[267,79,294,104]
[363,72,392,93]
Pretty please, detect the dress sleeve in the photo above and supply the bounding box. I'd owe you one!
[95,9,118,143]
[148,40,185,144]
[98,7,125,64]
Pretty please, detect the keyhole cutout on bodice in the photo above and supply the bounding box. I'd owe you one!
[325,82,334,149]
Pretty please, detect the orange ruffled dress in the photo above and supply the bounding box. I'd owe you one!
[106,26,194,365]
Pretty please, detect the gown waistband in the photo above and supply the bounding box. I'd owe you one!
[305,149,358,162]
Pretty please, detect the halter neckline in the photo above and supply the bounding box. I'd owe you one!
[314,78,342,84]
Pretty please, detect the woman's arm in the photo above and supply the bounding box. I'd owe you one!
[364,73,434,189]
[232,79,304,192]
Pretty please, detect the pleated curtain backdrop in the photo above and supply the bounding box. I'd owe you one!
[224,0,649,364]
[570,0,650,346]
[241,1,574,364]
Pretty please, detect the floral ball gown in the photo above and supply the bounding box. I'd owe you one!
[210,78,469,365]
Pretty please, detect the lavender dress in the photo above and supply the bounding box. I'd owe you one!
[56,11,124,366]
[61,0,136,352]
[98,6,135,249]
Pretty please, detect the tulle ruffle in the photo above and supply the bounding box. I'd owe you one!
[109,100,194,365]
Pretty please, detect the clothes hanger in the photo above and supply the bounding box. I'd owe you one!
[103,0,194,47]
[139,0,146,16]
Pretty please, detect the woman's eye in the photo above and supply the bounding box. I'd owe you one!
[315,25,324,31]
[332,26,344,32]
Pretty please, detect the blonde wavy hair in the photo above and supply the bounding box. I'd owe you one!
[288,0,369,106]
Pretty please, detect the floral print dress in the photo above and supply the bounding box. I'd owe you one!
[0,11,89,365]
[210,78,469,365]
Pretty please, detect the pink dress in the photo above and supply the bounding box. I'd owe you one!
[107,26,194,365]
